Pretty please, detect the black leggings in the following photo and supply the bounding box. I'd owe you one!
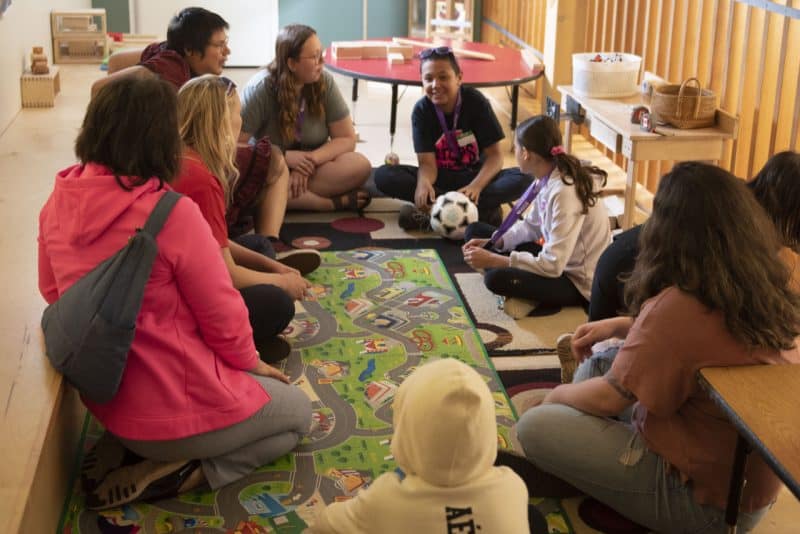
[234,234,294,347]
[587,225,641,321]
[465,222,587,308]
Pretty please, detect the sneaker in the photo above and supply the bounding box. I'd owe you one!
[86,459,200,510]
[257,335,292,364]
[502,297,537,319]
[556,333,577,384]
[398,204,432,231]
[275,249,321,276]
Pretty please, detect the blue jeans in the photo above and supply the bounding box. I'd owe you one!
[515,347,769,533]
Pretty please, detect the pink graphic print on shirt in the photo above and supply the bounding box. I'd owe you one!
[435,130,480,170]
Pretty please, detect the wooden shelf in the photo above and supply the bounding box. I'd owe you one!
[51,9,108,64]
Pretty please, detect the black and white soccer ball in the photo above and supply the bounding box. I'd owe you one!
[430,191,479,240]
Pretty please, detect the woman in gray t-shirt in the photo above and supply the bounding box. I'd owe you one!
[240,24,371,212]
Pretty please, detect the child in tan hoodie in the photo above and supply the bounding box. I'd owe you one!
[312,358,528,534]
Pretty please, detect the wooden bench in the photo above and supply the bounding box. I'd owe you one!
[0,316,85,534]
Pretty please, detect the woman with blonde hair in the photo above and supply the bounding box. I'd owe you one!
[173,74,310,363]
[240,24,372,212]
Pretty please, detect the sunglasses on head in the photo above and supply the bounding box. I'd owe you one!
[419,46,454,60]
[219,76,237,96]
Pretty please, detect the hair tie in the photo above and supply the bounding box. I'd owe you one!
[550,146,566,156]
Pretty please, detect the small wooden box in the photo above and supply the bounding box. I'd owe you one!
[21,67,61,108]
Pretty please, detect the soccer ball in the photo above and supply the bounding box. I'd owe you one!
[430,191,479,240]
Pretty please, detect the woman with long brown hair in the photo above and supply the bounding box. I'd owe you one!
[240,24,371,212]
[507,162,800,532]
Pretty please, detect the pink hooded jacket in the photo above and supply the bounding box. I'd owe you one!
[38,163,269,441]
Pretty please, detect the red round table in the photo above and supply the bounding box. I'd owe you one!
[323,38,544,137]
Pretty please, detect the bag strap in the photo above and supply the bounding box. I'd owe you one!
[142,190,181,237]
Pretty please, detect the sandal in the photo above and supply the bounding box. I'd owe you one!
[86,458,200,510]
[80,432,142,493]
[332,188,372,214]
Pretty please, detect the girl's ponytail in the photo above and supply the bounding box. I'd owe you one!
[516,116,606,213]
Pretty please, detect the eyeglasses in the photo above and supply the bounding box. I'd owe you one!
[219,76,237,96]
[209,38,229,50]
[297,52,324,64]
[419,46,454,60]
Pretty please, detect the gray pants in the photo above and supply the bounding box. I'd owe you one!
[119,375,312,489]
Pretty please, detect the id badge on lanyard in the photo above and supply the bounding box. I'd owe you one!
[434,89,462,159]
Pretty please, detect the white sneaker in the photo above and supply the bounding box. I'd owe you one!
[502,297,537,319]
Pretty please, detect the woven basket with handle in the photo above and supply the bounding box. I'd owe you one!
[651,77,717,129]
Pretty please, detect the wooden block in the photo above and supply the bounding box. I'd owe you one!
[387,44,413,60]
[362,44,388,59]
[20,67,60,108]
[332,42,364,60]
[387,52,405,65]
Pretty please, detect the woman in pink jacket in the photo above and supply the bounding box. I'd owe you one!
[37,77,311,510]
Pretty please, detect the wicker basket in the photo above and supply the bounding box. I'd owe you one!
[650,78,717,129]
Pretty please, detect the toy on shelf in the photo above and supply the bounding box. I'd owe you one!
[51,9,108,64]
[427,0,475,40]
[30,46,50,75]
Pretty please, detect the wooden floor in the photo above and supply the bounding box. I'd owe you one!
[0,64,796,533]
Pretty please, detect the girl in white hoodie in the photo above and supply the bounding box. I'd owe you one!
[311,358,528,534]
[462,115,611,318]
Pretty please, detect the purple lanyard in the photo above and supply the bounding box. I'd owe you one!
[485,172,551,249]
[434,89,462,157]
[295,98,306,143]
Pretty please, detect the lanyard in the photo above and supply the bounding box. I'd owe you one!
[295,98,306,143]
[434,89,462,158]
[485,172,551,249]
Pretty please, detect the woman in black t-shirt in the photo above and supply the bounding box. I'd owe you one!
[374,47,531,230]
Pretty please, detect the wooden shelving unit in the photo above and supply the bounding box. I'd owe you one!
[51,9,108,64]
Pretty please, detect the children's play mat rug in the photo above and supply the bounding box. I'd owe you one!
[60,250,573,534]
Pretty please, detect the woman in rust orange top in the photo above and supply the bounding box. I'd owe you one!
[512,162,800,532]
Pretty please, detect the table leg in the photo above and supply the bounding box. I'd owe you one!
[725,436,751,532]
[390,83,399,137]
[622,160,638,229]
[564,122,573,155]
[510,85,520,130]
[352,79,359,102]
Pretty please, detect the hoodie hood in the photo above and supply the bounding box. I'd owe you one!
[390,358,497,487]
[50,163,164,246]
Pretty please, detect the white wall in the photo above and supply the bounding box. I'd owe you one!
[0,0,90,133]
[132,0,278,67]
